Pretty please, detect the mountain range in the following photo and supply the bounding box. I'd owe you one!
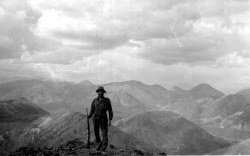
[1,79,250,155]
[0,79,226,120]
[0,79,249,126]
[0,79,97,115]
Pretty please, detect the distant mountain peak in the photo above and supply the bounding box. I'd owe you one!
[236,88,250,95]
[190,83,222,93]
[150,83,169,91]
[191,83,214,89]
[189,83,224,99]
[79,80,94,86]
[172,86,186,91]
[123,80,144,85]
[104,80,145,86]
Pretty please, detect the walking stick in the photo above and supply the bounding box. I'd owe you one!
[86,108,90,149]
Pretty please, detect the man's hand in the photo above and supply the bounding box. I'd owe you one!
[108,120,112,127]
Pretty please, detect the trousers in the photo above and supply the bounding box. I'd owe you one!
[92,115,108,147]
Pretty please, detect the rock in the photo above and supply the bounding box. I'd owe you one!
[158,152,167,155]
[10,147,38,156]
[89,151,102,155]
[10,138,153,156]
[109,144,115,149]
[133,149,144,156]
[0,135,4,141]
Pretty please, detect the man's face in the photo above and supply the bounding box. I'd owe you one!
[97,91,104,97]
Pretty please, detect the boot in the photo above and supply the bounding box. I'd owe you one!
[101,145,107,151]
[96,141,102,151]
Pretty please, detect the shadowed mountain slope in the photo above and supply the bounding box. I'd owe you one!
[115,111,230,155]
[0,98,49,134]
[210,138,250,155]
[0,97,48,122]
[202,94,250,119]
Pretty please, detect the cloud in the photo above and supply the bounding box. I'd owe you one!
[30,0,199,52]
[0,59,57,81]
[0,0,61,60]
[1,0,249,65]
[138,0,250,65]
[198,0,249,17]
[19,47,95,64]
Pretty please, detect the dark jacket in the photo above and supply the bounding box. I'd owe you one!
[89,97,113,120]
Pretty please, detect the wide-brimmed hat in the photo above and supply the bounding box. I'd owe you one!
[96,86,106,93]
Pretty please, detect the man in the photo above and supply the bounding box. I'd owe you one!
[88,86,113,151]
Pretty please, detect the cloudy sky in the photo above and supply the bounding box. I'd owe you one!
[0,0,250,93]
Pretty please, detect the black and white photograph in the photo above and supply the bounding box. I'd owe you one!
[0,0,250,155]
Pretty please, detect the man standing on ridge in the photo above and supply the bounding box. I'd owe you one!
[88,86,113,151]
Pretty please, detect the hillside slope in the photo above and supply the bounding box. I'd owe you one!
[0,111,162,156]
[0,98,49,134]
[0,98,48,122]
[115,111,230,155]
